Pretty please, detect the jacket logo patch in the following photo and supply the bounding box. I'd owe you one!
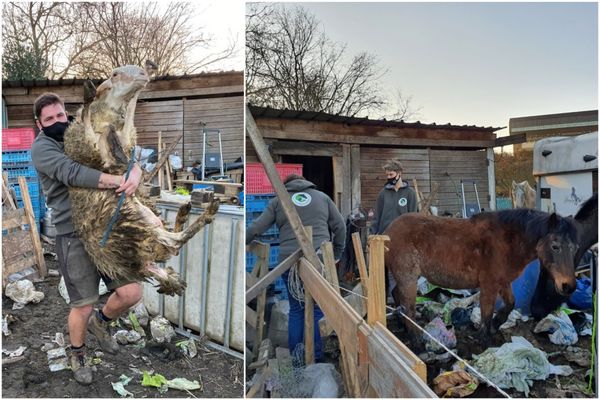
[398,197,408,207]
[292,192,312,207]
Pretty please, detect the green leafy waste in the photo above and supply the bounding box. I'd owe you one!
[142,371,167,388]
[175,187,190,196]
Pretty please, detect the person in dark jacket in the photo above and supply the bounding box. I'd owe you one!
[370,159,418,302]
[31,93,143,385]
[370,158,418,235]
[246,174,346,361]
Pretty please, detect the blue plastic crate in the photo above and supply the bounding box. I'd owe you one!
[2,150,32,164]
[12,181,41,199]
[246,194,275,212]
[246,245,280,272]
[246,212,279,237]
[3,164,38,180]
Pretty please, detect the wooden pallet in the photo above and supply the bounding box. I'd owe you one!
[2,176,47,286]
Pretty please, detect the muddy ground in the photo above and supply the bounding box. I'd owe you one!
[2,245,244,398]
[386,313,595,398]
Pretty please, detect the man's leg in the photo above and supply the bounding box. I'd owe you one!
[68,304,94,347]
[102,282,143,319]
[56,233,101,386]
[87,281,142,354]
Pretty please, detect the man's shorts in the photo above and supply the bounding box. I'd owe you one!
[56,233,135,307]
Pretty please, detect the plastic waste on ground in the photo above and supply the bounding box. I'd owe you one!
[120,302,150,330]
[3,346,26,358]
[2,314,14,336]
[46,347,68,372]
[534,310,578,345]
[567,277,593,310]
[472,336,573,396]
[300,363,342,398]
[176,337,198,358]
[166,377,202,391]
[111,374,134,397]
[114,330,143,345]
[470,307,482,327]
[149,316,175,343]
[5,280,44,310]
[432,370,479,397]
[499,309,529,330]
[423,317,457,352]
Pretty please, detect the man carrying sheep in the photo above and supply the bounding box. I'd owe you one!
[31,93,143,385]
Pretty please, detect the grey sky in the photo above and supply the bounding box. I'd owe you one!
[294,2,598,136]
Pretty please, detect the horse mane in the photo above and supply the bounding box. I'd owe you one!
[473,209,578,242]
[574,193,598,222]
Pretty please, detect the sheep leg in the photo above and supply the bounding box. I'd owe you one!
[173,202,192,232]
[153,199,220,250]
[144,262,186,296]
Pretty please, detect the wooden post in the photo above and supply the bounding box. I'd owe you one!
[304,286,315,365]
[253,243,270,359]
[144,132,184,183]
[321,241,356,395]
[367,235,389,327]
[352,232,369,301]
[157,131,163,189]
[2,173,16,210]
[18,177,46,278]
[303,226,314,365]
[163,142,173,191]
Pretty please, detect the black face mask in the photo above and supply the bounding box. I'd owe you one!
[41,120,70,142]
[386,174,400,186]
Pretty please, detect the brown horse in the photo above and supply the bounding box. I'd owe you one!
[384,209,579,345]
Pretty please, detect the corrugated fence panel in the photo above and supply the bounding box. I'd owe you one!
[429,149,489,215]
[360,147,430,210]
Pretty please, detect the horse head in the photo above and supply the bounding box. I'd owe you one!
[536,213,579,296]
[511,180,536,208]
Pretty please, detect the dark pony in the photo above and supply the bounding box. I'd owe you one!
[531,193,598,319]
[384,208,579,345]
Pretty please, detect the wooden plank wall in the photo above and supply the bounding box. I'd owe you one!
[3,72,243,167]
[429,149,489,216]
[360,147,431,210]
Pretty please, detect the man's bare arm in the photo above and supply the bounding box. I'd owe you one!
[98,173,123,189]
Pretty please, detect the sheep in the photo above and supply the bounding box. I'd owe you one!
[63,65,219,296]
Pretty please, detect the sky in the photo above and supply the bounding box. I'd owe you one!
[192,0,245,72]
[289,2,598,137]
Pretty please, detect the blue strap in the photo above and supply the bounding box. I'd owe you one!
[99,147,137,248]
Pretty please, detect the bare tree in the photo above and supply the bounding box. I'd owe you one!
[246,4,387,117]
[2,2,99,79]
[2,2,238,79]
[73,2,238,77]
[383,89,423,122]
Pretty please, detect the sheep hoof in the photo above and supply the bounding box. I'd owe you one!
[155,267,187,296]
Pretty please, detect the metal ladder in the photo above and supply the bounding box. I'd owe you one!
[201,128,224,180]
[460,179,481,218]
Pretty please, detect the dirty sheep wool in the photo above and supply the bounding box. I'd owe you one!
[64,65,219,296]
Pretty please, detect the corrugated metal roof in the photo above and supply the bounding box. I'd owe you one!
[2,70,242,88]
[249,104,504,132]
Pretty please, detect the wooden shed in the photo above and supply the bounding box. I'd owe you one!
[2,71,244,167]
[247,105,503,217]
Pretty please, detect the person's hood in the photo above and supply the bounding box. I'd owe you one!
[384,180,410,190]
[285,179,316,192]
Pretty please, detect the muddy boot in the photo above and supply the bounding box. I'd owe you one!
[70,347,93,385]
[87,312,119,354]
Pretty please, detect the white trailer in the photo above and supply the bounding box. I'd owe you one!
[533,131,597,215]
